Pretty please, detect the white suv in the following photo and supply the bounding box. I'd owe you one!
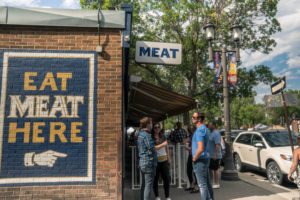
[232,130,296,185]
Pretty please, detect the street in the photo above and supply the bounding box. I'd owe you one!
[237,169,298,200]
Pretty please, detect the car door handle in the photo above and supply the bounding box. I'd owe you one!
[249,149,253,151]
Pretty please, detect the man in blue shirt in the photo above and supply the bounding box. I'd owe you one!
[208,121,222,189]
[192,111,214,200]
[137,117,167,200]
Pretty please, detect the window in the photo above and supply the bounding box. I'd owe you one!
[261,131,296,147]
[235,134,252,145]
[252,134,265,147]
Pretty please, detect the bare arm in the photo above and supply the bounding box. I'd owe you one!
[155,141,167,150]
[193,141,204,162]
[212,144,220,160]
[185,146,192,151]
[183,137,191,151]
[288,150,299,180]
[182,137,191,144]
[166,144,172,166]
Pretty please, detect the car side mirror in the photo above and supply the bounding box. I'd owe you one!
[254,143,264,148]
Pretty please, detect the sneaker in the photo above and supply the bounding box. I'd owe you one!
[184,187,193,191]
[213,184,220,189]
[155,197,161,200]
[166,198,171,200]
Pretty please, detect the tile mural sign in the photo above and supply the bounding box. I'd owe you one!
[0,50,96,185]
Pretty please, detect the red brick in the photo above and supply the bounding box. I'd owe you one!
[0,25,123,199]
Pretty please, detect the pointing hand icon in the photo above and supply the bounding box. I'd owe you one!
[24,150,67,167]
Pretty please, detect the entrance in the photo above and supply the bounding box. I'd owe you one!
[123,80,197,199]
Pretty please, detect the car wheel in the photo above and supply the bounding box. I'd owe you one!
[234,154,245,172]
[267,161,283,185]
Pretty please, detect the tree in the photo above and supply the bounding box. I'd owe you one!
[238,103,265,128]
[230,96,254,129]
[80,0,281,125]
[265,89,300,126]
[80,0,130,9]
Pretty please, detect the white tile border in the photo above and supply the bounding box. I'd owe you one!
[0,51,95,184]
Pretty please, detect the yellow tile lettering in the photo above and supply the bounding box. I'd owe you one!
[32,122,45,143]
[8,122,30,143]
[24,72,37,90]
[71,122,83,143]
[49,122,67,143]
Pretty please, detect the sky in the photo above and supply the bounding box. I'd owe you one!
[241,0,300,103]
[1,0,299,104]
[0,0,80,9]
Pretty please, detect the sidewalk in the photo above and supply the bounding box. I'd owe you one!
[124,172,299,200]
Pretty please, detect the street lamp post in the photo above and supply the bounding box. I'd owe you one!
[204,20,242,181]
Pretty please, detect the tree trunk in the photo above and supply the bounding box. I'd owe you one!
[183,52,198,127]
[183,112,190,126]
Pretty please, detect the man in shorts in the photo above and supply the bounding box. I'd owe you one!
[208,121,222,189]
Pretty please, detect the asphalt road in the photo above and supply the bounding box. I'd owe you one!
[238,169,298,200]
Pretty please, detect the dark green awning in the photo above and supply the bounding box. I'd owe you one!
[127,81,197,124]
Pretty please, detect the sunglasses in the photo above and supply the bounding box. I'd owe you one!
[154,126,160,129]
[192,116,198,119]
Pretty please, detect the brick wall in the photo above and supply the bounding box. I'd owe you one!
[0,26,123,199]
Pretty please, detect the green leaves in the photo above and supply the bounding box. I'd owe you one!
[80,0,132,10]
[80,0,281,125]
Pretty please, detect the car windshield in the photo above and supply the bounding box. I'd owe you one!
[232,131,242,137]
[261,131,296,147]
[220,130,242,137]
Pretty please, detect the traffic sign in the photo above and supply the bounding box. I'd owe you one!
[271,76,286,95]
[264,94,299,108]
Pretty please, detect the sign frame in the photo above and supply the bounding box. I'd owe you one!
[135,41,182,65]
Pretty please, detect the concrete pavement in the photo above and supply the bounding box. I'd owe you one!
[124,172,299,200]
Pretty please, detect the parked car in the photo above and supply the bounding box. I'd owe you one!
[220,129,243,142]
[232,130,296,185]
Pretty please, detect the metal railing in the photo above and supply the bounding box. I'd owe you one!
[130,144,189,190]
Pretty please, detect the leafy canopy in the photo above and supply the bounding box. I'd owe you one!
[80,0,281,125]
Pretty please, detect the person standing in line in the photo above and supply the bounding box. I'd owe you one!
[220,136,226,156]
[137,117,167,200]
[208,121,222,189]
[151,122,172,200]
[183,125,199,193]
[170,122,188,144]
[192,111,214,200]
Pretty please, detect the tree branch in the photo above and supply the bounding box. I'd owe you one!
[136,63,173,90]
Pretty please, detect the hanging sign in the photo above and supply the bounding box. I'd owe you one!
[135,41,182,65]
[214,52,223,86]
[214,52,237,87]
[228,53,237,85]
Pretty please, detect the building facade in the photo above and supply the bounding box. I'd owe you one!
[0,6,131,200]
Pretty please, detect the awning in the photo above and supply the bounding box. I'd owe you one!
[127,81,197,125]
[0,6,125,28]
